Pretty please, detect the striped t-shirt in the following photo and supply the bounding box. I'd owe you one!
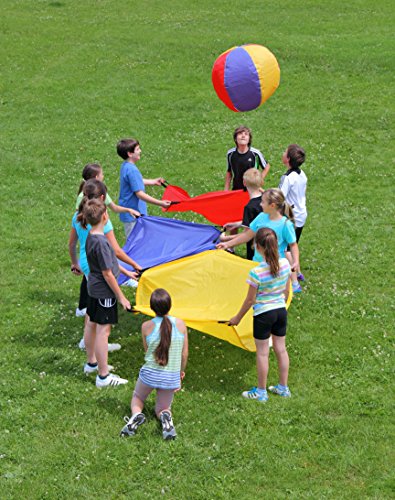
[247,258,291,315]
[139,316,185,390]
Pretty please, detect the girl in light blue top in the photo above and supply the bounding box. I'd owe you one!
[121,289,188,440]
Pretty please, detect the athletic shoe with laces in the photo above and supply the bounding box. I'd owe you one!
[268,384,291,397]
[84,363,114,375]
[95,373,128,388]
[75,307,87,317]
[78,338,122,352]
[241,387,268,402]
[160,411,177,440]
[120,413,146,437]
[297,273,305,282]
[292,282,302,293]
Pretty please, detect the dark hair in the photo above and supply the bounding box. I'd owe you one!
[233,126,252,147]
[116,138,140,160]
[83,199,107,227]
[255,228,280,276]
[150,289,172,367]
[263,188,295,226]
[286,144,305,169]
[77,163,102,195]
[76,179,107,228]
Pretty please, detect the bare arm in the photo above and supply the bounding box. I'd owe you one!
[118,264,139,281]
[224,171,232,191]
[228,285,257,326]
[105,230,142,271]
[135,190,171,208]
[216,228,255,250]
[141,320,154,352]
[261,163,271,181]
[102,269,131,310]
[176,318,188,373]
[108,201,140,218]
[289,242,300,272]
[68,228,82,275]
[143,177,165,186]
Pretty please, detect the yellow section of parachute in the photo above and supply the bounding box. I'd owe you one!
[134,250,292,352]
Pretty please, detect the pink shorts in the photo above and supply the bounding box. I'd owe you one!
[133,378,175,415]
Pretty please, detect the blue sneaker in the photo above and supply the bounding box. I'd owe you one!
[242,387,268,402]
[297,273,305,282]
[268,384,291,397]
[292,282,302,293]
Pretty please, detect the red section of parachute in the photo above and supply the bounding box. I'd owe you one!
[211,50,238,112]
[162,184,250,226]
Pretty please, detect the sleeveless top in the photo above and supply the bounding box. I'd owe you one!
[139,316,185,390]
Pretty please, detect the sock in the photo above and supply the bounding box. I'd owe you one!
[292,280,298,285]
[278,384,288,390]
[257,387,267,395]
[87,362,98,368]
[98,373,109,380]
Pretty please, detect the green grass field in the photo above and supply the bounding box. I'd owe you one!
[1,0,394,498]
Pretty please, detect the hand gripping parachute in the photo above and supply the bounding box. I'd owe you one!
[133,250,292,352]
[161,181,250,226]
[118,216,220,285]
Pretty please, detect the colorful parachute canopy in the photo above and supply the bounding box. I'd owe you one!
[212,44,280,112]
[134,250,292,352]
[162,183,250,226]
[118,216,220,285]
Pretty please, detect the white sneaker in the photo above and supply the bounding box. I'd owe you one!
[78,339,121,352]
[123,278,138,288]
[75,307,87,317]
[96,373,128,388]
[84,363,114,375]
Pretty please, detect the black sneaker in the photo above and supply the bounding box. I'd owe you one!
[120,413,146,437]
[160,411,177,440]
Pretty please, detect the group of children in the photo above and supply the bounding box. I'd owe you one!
[68,127,308,439]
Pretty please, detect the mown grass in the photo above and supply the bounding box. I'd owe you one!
[1,0,394,498]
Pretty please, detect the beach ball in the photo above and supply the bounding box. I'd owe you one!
[212,44,280,112]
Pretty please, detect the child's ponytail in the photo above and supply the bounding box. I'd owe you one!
[150,289,172,367]
[76,179,107,229]
[264,188,295,225]
[255,228,280,277]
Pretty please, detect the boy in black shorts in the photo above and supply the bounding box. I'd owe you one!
[84,199,131,388]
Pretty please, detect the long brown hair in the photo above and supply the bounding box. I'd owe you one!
[76,179,107,229]
[263,188,295,225]
[255,228,280,276]
[77,163,102,195]
[150,289,172,366]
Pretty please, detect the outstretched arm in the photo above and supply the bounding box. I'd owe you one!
[105,230,142,271]
[135,190,171,208]
[216,228,255,250]
[108,201,140,219]
[228,285,256,326]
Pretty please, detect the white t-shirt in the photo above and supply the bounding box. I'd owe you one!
[279,169,307,227]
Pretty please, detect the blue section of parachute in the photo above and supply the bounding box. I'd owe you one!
[118,216,221,285]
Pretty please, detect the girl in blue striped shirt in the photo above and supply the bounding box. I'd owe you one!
[229,228,292,402]
[121,289,188,439]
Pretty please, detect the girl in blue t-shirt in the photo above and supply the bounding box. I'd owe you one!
[217,188,300,290]
[68,179,141,353]
[229,228,292,402]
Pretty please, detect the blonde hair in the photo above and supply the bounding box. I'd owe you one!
[243,168,263,189]
[263,188,295,225]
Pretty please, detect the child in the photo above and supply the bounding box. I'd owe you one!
[278,144,307,285]
[73,163,140,318]
[229,228,292,402]
[221,168,263,259]
[120,289,188,440]
[69,179,141,352]
[117,138,171,238]
[84,198,131,388]
[224,126,270,191]
[76,163,141,220]
[217,189,300,292]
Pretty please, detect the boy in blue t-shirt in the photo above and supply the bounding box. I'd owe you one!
[116,138,171,239]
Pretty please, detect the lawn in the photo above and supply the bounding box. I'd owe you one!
[1,0,394,498]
